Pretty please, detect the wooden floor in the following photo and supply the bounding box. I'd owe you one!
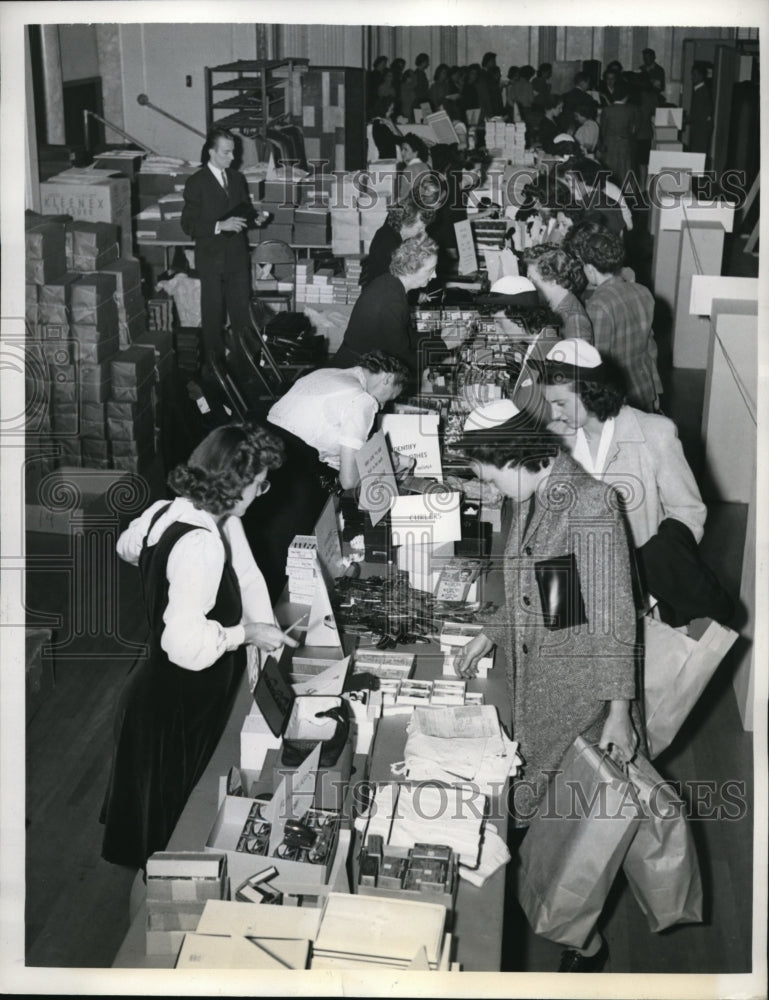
[23,230,759,972]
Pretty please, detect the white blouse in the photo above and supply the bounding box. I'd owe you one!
[571,418,615,476]
[117,497,275,672]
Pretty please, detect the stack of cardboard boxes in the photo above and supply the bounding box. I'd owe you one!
[145,852,228,958]
[25,210,171,487]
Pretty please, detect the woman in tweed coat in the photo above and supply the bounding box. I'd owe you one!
[454,400,641,971]
[454,402,640,822]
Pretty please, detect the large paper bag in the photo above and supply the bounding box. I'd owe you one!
[623,755,703,932]
[644,616,737,758]
[517,736,642,948]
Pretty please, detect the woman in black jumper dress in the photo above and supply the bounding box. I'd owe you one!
[100,421,297,869]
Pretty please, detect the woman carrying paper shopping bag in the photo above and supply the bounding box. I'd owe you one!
[454,398,643,972]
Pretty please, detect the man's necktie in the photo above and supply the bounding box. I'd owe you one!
[221,170,228,194]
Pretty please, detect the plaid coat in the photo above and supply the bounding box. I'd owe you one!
[585,275,662,411]
[555,290,594,343]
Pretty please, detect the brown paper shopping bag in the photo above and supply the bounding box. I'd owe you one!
[644,615,738,758]
[517,736,642,949]
[622,755,703,932]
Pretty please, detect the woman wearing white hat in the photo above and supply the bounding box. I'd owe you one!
[542,339,706,550]
[453,397,641,973]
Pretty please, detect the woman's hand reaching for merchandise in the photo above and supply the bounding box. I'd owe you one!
[454,633,494,679]
[243,622,299,652]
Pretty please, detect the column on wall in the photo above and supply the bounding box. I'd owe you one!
[563,27,593,65]
[39,25,65,144]
[26,29,41,210]
[96,24,125,145]
[602,26,620,70]
[538,26,557,65]
[440,26,458,68]
[617,26,636,73]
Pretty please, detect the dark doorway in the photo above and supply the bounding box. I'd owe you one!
[63,76,104,149]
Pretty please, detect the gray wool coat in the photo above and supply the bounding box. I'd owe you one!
[479,450,640,822]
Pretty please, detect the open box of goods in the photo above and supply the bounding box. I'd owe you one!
[358,836,458,913]
[354,782,487,918]
[206,788,350,897]
[311,892,454,970]
[240,652,353,810]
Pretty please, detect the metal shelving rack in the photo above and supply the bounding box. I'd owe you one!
[204,58,308,136]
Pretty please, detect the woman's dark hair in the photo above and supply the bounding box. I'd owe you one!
[389,234,438,276]
[507,65,520,80]
[545,366,627,421]
[523,245,585,293]
[167,421,284,515]
[562,218,608,261]
[460,426,562,473]
[386,194,436,233]
[433,62,450,82]
[359,351,411,387]
[579,229,625,274]
[520,64,535,81]
[500,304,563,333]
[402,132,429,162]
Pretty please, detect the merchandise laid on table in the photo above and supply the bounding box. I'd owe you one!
[105,306,735,973]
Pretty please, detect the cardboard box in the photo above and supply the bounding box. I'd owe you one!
[41,170,133,257]
[25,217,67,260]
[205,795,349,895]
[111,345,156,387]
[26,255,67,286]
[175,933,310,969]
[240,704,282,772]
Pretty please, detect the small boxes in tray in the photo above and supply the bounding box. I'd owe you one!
[357,836,459,913]
[205,794,347,895]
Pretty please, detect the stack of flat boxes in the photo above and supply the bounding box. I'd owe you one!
[293,204,330,247]
[484,119,529,164]
[259,177,300,245]
[287,535,318,604]
[70,269,121,470]
[294,259,315,303]
[98,258,145,348]
[343,260,362,303]
[134,158,195,277]
[25,213,68,490]
[108,345,158,475]
[307,268,335,305]
[145,852,228,958]
[26,210,175,478]
[653,107,684,153]
[156,193,187,241]
[295,259,362,306]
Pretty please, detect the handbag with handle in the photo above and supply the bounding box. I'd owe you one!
[622,754,703,933]
[517,735,642,948]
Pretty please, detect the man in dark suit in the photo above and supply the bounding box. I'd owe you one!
[181,127,254,364]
